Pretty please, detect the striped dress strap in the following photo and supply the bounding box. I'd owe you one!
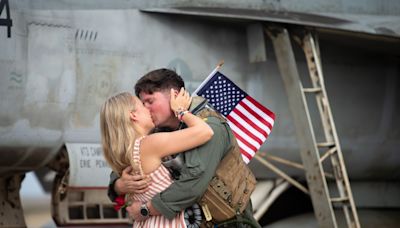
[131,136,145,176]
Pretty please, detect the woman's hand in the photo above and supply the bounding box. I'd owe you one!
[170,87,191,116]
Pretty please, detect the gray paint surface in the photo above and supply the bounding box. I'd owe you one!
[0,5,399,220]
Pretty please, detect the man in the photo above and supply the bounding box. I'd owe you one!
[108,68,260,227]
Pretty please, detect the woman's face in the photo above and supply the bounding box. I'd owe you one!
[139,90,176,128]
[132,96,155,132]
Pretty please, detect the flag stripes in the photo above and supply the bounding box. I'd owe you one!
[195,70,275,163]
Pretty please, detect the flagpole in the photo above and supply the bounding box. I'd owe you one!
[193,60,224,95]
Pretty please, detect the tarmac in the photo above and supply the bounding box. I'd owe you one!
[21,172,400,228]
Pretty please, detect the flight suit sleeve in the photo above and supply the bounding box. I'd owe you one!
[151,117,231,219]
[107,171,120,202]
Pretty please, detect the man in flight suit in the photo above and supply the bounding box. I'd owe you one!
[107,68,260,227]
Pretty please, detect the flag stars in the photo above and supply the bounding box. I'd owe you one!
[197,74,251,116]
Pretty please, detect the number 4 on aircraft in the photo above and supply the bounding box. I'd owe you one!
[0,0,12,38]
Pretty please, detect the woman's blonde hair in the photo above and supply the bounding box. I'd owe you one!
[100,92,138,176]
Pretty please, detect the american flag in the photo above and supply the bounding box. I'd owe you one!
[194,69,275,164]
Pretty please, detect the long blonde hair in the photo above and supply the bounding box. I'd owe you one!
[100,92,138,176]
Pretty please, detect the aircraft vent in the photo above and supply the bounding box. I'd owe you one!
[75,29,97,41]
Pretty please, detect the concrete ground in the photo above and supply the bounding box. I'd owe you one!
[20,173,400,228]
[266,209,400,228]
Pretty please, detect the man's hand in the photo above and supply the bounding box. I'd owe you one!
[126,201,161,222]
[126,201,146,222]
[114,167,151,195]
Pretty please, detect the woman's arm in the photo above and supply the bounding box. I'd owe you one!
[141,88,214,159]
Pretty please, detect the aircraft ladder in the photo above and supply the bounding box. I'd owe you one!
[264,26,360,228]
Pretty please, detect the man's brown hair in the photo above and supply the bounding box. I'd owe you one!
[135,68,185,96]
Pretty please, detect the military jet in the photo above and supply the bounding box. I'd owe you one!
[1,0,399,227]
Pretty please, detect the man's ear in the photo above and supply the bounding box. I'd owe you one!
[173,88,179,97]
[169,88,178,97]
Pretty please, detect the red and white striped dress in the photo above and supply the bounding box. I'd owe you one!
[131,137,186,228]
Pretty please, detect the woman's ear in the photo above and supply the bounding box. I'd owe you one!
[129,111,137,122]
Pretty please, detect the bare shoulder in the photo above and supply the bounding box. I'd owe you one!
[140,133,166,152]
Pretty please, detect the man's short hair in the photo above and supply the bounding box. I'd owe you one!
[135,68,185,96]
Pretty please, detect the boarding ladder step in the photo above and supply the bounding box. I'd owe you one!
[302,87,322,93]
[317,142,336,147]
[330,197,350,203]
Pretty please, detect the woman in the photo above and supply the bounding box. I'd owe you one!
[100,88,213,227]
